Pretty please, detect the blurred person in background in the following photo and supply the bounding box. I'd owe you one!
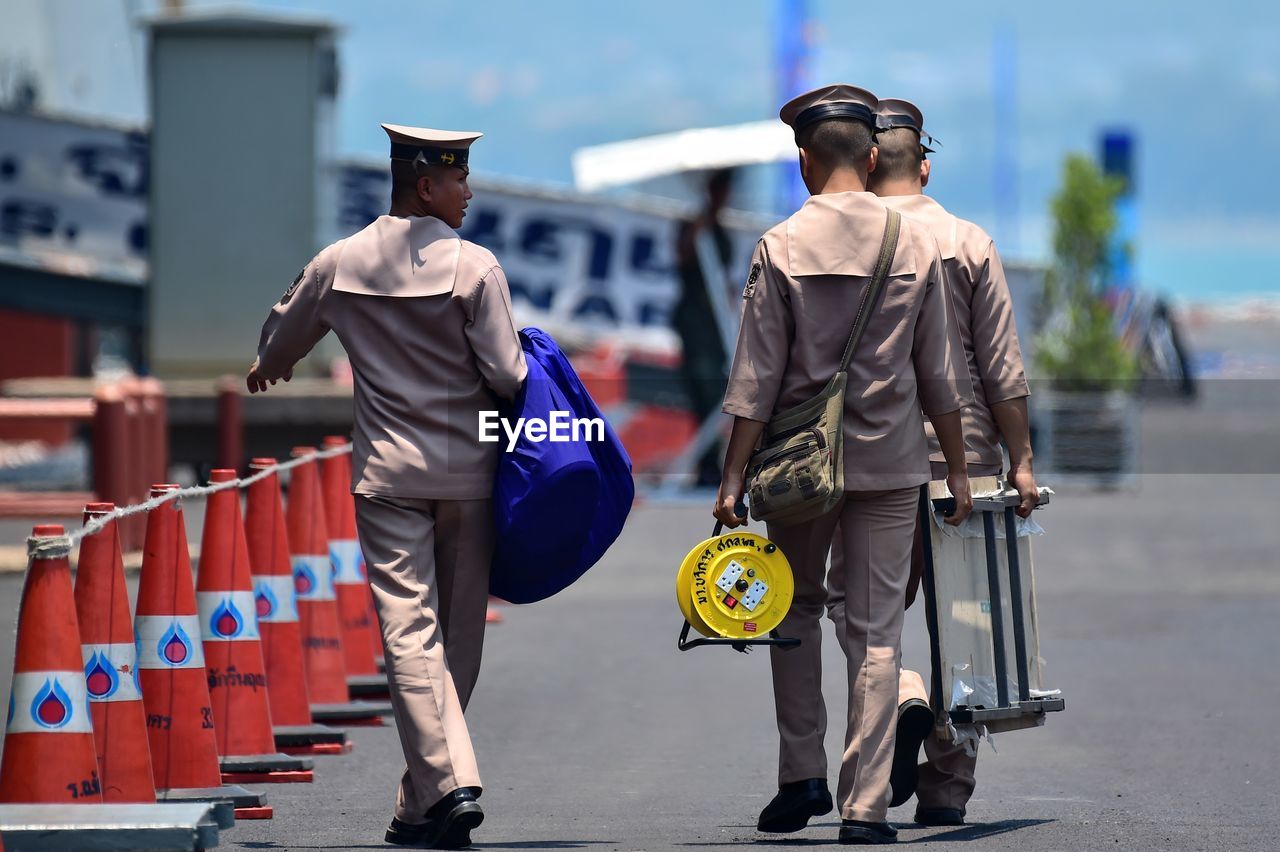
[247,123,526,849]
[673,168,737,487]
[826,98,1037,828]
[714,84,973,846]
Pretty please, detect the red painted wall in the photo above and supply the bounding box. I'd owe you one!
[0,309,75,444]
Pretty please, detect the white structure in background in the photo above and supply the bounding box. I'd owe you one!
[571,121,796,194]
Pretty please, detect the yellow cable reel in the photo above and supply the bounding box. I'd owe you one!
[676,530,794,641]
[675,536,719,638]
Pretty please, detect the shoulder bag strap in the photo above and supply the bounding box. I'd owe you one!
[837,208,902,373]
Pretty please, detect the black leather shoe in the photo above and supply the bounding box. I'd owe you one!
[889,698,933,807]
[385,788,484,848]
[914,806,964,826]
[839,819,898,844]
[757,778,833,833]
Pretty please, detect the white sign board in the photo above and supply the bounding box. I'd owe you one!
[0,110,147,280]
[338,162,772,344]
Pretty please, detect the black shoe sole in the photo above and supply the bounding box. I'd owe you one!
[839,825,898,844]
[436,803,483,849]
[385,824,428,846]
[914,807,965,827]
[890,700,933,808]
[757,793,834,833]
[384,802,483,848]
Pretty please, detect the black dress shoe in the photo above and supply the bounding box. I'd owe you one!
[385,788,484,848]
[889,698,933,807]
[839,819,898,845]
[914,806,964,826]
[757,778,833,833]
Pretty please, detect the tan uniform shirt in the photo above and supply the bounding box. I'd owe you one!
[723,191,972,491]
[879,195,1029,468]
[255,215,527,499]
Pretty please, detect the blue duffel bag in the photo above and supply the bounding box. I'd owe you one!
[490,327,634,603]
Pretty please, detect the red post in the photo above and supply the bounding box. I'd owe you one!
[138,377,169,487]
[92,384,134,547]
[120,379,147,551]
[216,376,243,475]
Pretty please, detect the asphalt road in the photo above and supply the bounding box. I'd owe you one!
[1,380,1278,849]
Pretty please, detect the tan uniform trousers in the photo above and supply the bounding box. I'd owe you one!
[825,461,999,814]
[767,486,918,823]
[354,494,493,822]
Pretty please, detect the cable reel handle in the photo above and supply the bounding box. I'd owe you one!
[712,500,748,537]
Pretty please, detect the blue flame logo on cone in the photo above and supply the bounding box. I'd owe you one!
[85,651,120,699]
[31,678,73,729]
[158,621,193,666]
[293,561,316,596]
[210,597,244,639]
[255,582,277,619]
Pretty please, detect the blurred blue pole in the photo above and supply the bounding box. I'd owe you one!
[774,0,811,215]
[1100,130,1137,293]
[992,22,1019,256]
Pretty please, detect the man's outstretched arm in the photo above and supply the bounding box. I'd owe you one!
[246,261,330,394]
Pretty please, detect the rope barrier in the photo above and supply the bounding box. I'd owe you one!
[25,443,353,561]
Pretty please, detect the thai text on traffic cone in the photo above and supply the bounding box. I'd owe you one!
[320,437,380,675]
[244,458,313,726]
[197,471,280,757]
[0,525,102,804]
[74,504,156,803]
[135,485,223,792]
[286,447,350,704]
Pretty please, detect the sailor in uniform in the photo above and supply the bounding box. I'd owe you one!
[248,123,526,848]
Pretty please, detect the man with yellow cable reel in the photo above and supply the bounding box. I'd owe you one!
[714,84,973,846]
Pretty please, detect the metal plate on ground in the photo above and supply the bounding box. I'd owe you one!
[220,752,313,773]
[0,802,221,850]
[310,701,393,721]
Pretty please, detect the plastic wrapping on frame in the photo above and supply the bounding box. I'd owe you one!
[928,505,1059,733]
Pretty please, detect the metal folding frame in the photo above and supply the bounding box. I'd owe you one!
[920,486,1065,727]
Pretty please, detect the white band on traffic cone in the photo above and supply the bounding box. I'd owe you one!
[197,591,262,642]
[292,554,336,601]
[252,574,300,623]
[81,643,144,703]
[329,540,365,585]
[135,615,206,669]
[7,671,93,733]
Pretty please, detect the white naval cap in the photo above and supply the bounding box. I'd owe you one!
[382,123,483,168]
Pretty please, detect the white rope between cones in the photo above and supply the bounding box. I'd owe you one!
[25,443,353,561]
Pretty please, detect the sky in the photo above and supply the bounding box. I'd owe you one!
[3,0,1279,302]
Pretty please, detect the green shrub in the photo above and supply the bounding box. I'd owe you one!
[1034,154,1139,391]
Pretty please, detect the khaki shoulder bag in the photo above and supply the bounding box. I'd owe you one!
[746,208,901,526]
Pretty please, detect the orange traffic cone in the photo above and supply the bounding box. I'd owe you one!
[245,459,350,755]
[320,437,386,700]
[198,470,314,784]
[286,448,348,704]
[287,447,390,725]
[136,485,270,818]
[0,525,102,804]
[73,504,156,803]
